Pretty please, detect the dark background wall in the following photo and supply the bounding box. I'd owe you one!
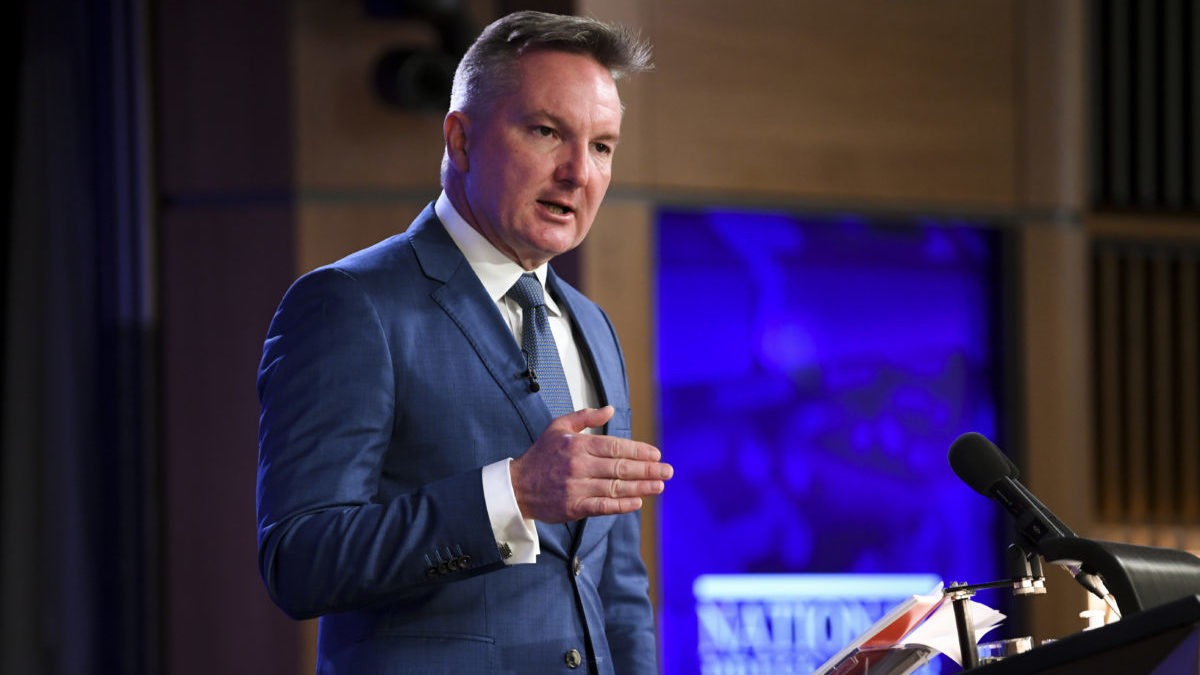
[155,1,298,673]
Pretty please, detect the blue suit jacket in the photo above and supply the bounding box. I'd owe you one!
[256,206,658,674]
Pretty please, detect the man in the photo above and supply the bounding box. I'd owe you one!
[256,11,673,674]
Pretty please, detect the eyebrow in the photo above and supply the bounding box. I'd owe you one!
[529,108,622,147]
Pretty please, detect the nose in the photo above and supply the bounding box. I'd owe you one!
[554,142,590,188]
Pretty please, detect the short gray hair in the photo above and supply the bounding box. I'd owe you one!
[448,10,653,115]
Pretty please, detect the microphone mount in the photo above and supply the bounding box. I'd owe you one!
[520,349,541,392]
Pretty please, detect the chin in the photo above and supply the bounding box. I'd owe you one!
[535,230,586,254]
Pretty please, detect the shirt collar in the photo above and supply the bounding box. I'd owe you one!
[435,192,560,314]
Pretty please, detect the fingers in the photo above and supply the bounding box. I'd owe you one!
[605,476,664,499]
[611,455,673,481]
[547,405,616,434]
[576,433,673,490]
[547,407,672,477]
[577,495,644,516]
[567,468,667,518]
[574,475,667,515]
[512,408,674,522]
[596,434,661,462]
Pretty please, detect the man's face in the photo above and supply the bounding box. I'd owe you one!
[455,49,623,269]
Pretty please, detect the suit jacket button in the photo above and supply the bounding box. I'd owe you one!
[564,648,582,669]
[571,556,583,576]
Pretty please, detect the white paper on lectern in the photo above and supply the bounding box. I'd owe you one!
[902,598,1005,665]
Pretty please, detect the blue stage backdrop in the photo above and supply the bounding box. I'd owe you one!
[655,208,1004,674]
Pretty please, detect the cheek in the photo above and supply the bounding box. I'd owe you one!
[593,162,613,190]
[585,174,612,208]
[475,137,537,189]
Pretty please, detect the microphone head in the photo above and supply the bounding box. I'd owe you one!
[948,432,1020,496]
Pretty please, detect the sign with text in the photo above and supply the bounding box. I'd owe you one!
[656,209,1005,674]
[693,574,942,674]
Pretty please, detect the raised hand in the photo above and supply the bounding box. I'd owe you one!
[510,406,674,523]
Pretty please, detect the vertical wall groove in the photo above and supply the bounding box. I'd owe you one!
[1095,248,1125,520]
[1093,0,1199,213]
[1180,255,1200,521]
[1090,0,1200,528]
[1148,254,1175,520]
[1092,241,1200,525]
[1123,254,1149,520]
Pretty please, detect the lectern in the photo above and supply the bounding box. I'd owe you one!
[973,593,1200,674]
[944,432,1200,672]
[1040,536,1200,616]
[968,537,1200,673]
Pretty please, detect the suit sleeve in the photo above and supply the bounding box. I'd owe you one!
[255,267,505,619]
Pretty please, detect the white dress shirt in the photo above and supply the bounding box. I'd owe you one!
[435,192,600,564]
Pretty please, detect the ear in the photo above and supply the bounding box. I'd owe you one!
[443,111,470,173]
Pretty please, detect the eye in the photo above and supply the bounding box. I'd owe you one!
[592,142,612,156]
[533,125,555,138]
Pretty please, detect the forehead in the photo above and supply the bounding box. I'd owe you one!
[505,49,623,122]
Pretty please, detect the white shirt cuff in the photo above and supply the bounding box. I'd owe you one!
[482,458,540,564]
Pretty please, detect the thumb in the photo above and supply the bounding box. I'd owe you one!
[549,405,615,433]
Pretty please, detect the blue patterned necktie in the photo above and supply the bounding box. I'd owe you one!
[507,273,575,417]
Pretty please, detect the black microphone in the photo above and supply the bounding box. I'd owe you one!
[949,432,1120,615]
[948,432,1075,550]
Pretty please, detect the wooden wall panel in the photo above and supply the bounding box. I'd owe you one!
[1014,0,1091,641]
[1122,255,1151,521]
[156,1,301,672]
[1018,0,1086,211]
[1182,256,1200,523]
[160,205,299,675]
[638,0,1018,209]
[156,1,294,196]
[294,0,1021,209]
[1019,224,1095,641]
[296,199,430,272]
[1095,248,1124,522]
[1086,219,1200,531]
[291,0,493,191]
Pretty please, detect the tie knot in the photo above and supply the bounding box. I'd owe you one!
[506,273,545,311]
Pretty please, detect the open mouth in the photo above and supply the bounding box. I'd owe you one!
[539,201,573,216]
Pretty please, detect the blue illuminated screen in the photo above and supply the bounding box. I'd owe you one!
[655,209,1004,673]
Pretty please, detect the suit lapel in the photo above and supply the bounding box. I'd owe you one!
[408,210,555,443]
[407,209,572,557]
[546,271,631,554]
[546,270,623,420]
